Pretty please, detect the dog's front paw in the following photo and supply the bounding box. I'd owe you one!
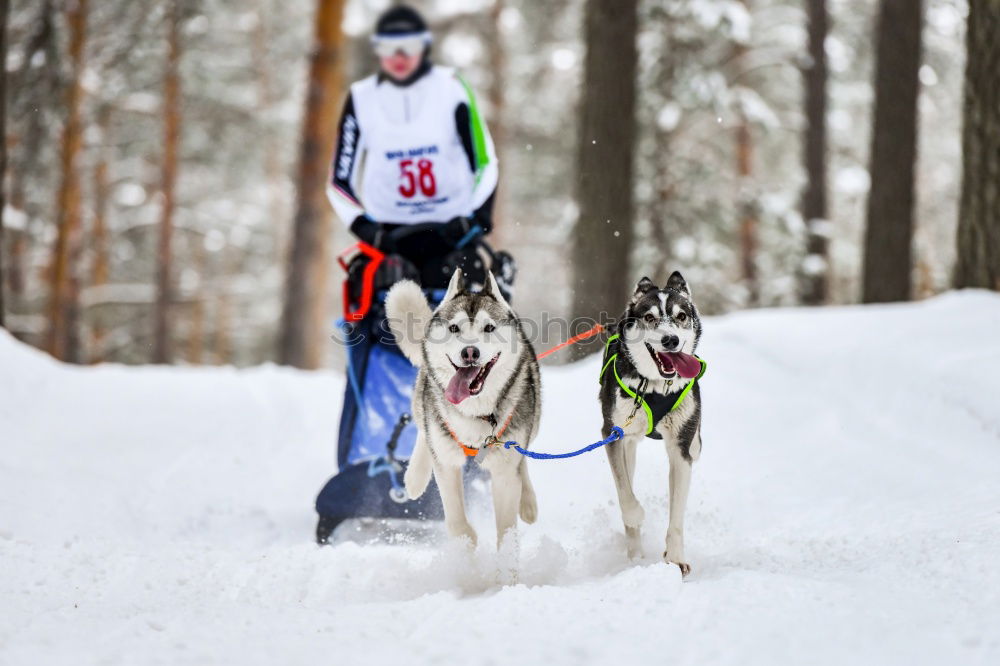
[519,492,537,524]
[626,529,643,561]
[447,521,478,548]
[403,467,428,500]
[621,501,645,528]
[663,556,692,577]
[664,531,689,575]
[404,477,422,500]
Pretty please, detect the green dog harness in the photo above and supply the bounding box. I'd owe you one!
[599,333,706,440]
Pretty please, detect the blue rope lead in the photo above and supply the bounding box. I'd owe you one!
[368,456,407,503]
[502,426,624,460]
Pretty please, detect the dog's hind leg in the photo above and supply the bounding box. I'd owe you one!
[517,458,537,524]
[606,433,644,559]
[433,460,477,547]
[404,433,433,500]
[664,438,694,576]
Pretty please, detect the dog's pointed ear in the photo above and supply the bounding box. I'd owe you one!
[481,271,511,310]
[630,276,657,304]
[666,271,691,297]
[443,268,465,302]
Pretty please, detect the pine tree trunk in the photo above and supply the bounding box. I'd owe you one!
[186,240,206,364]
[954,0,1000,291]
[0,0,8,329]
[46,0,87,359]
[649,176,675,282]
[862,0,923,303]
[278,0,346,369]
[8,175,28,301]
[570,0,638,352]
[801,0,829,305]
[734,0,758,306]
[153,0,181,363]
[252,0,289,266]
[9,1,56,306]
[487,0,507,243]
[89,105,111,362]
[214,247,232,365]
[649,8,678,281]
[736,116,757,305]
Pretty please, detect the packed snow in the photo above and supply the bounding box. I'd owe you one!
[2,292,999,665]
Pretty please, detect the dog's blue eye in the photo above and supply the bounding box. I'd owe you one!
[483,324,496,333]
[448,324,460,333]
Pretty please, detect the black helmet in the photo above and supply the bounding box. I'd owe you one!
[375,5,428,37]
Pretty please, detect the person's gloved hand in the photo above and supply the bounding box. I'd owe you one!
[439,216,481,248]
[350,215,396,253]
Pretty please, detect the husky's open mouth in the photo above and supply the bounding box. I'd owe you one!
[645,343,701,379]
[445,353,500,404]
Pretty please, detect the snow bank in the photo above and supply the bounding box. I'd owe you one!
[2,292,999,665]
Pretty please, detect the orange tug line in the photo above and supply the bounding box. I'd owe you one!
[534,323,605,361]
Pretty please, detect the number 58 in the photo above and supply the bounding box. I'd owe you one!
[398,158,437,198]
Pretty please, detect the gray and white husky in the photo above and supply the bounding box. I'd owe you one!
[599,272,705,575]
[385,269,540,548]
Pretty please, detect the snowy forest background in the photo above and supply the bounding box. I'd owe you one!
[0,0,994,368]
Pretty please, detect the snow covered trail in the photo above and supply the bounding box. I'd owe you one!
[2,292,999,665]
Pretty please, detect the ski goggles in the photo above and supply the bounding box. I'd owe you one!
[371,32,431,58]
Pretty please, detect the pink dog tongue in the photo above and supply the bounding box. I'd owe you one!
[445,367,480,404]
[664,352,702,378]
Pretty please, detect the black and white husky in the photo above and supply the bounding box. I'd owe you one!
[599,272,705,575]
[386,269,540,548]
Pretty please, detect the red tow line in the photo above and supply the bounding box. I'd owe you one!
[338,242,385,322]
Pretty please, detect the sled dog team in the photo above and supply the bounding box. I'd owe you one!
[386,268,705,576]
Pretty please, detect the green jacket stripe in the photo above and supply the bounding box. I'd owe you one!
[456,74,490,184]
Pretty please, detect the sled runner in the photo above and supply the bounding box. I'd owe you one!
[315,227,515,544]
